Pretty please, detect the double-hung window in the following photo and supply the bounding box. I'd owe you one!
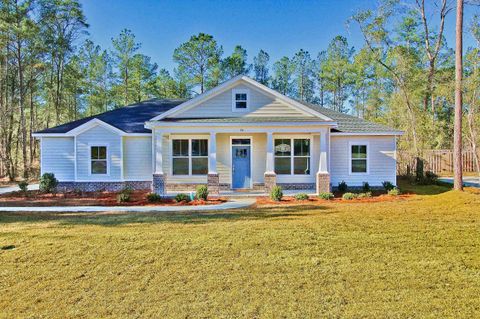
[274,138,311,175]
[350,144,368,173]
[172,139,208,175]
[232,89,249,111]
[90,146,108,175]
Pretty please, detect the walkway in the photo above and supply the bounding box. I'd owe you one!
[439,176,480,188]
[0,184,39,195]
[0,198,255,212]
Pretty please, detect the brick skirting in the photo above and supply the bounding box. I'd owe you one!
[57,181,152,192]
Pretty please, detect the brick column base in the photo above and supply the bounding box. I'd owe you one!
[207,173,220,196]
[316,172,331,194]
[153,173,166,195]
[264,173,277,193]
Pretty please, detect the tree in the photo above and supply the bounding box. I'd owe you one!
[454,0,464,191]
[130,53,158,102]
[271,56,294,96]
[173,33,222,94]
[253,49,270,85]
[222,45,249,79]
[292,49,315,102]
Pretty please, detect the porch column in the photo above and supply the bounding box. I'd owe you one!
[264,131,277,193]
[208,132,220,196]
[316,129,330,194]
[153,129,166,195]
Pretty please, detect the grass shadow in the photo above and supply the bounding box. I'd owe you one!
[397,178,452,195]
[0,205,329,226]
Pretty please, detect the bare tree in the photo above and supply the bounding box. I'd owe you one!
[454,0,464,190]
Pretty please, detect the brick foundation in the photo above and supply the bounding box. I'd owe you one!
[278,183,316,190]
[207,173,220,196]
[264,173,277,193]
[153,173,166,195]
[316,173,331,194]
[57,181,152,192]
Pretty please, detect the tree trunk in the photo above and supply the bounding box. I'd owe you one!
[453,0,464,191]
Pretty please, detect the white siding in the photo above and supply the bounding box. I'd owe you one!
[124,136,152,180]
[76,125,122,181]
[330,135,397,187]
[41,137,75,181]
[171,83,312,118]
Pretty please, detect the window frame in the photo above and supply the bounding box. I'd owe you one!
[274,137,312,176]
[231,88,250,112]
[349,141,369,175]
[88,144,109,176]
[171,137,209,176]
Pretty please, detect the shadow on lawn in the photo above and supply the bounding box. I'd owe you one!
[396,178,452,196]
[0,205,329,226]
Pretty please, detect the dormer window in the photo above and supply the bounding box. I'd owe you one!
[232,89,249,112]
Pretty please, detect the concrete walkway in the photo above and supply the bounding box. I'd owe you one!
[0,184,39,194]
[439,176,480,188]
[0,198,255,212]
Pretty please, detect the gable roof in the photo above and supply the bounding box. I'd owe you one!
[150,75,333,121]
[34,99,185,135]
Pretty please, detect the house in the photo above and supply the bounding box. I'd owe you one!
[33,75,403,195]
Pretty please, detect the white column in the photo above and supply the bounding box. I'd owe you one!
[155,130,164,174]
[208,132,217,174]
[265,131,275,174]
[318,129,328,173]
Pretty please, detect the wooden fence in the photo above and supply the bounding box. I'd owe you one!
[397,150,479,175]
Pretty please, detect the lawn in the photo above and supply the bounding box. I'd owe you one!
[1,183,479,318]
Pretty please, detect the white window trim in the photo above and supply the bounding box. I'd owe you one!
[349,141,370,175]
[274,137,312,176]
[170,137,209,177]
[231,88,250,112]
[88,143,110,176]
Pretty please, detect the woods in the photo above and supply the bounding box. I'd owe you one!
[0,0,479,181]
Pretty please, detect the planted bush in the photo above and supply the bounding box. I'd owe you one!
[424,171,438,184]
[342,192,357,200]
[146,192,162,203]
[174,193,191,203]
[294,193,309,201]
[39,173,58,193]
[362,182,370,192]
[388,187,401,196]
[195,185,209,200]
[270,186,283,201]
[117,193,130,203]
[337,181,348,193]
[318,192,334,200]
[382,181,395,191]
[357,192,372,199]
[18,181,28,195]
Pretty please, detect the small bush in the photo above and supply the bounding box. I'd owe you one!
[18,181,28,194]
[270,186,283,201]
[357,192,372,199]
[174,193,191,203]
[117,193,130,203]
[382,181,395,191]
[362,182,370,192]
[388,187,401,196]
[318,192,334,200]
[39,173,58,193]
[195,185,209,200]
[338,181,348,193]
[342,192,357,200]
[294,193,309,201]
[146,192,162,203]
[424,171,438,184]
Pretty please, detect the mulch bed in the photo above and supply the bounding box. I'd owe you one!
[0,190,226,207]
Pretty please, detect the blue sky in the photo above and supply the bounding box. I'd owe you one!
[80,0,477,73]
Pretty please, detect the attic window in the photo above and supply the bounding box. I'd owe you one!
[232,89,249,112]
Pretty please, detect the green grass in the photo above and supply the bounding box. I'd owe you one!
[0,186,479,318]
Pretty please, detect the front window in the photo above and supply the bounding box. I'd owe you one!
[232,89,249,111]
[91,146,107,175]
[274,138,310,175]
[172,139,208,175]
[351,144,367,173]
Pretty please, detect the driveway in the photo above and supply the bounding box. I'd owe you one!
[439,176,480,188]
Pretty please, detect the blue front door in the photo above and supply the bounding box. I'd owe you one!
[232,145,251,188]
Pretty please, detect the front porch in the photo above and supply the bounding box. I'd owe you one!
[149,124,333,196]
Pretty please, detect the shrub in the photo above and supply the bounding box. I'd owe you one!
[195,185,209,200]
[270,186,283,201]
[362,182,370,192]
[294,193,309,201]
[318,192,334,200]
[174,193,191,203]
[117,193,130,203]
[388,187,401,196]
[39,173,58,193]
[18,181,28,194]
[337,181,348,193]
[357,192,372,199]
[146,192,162,203]
[382,181,395,191]
[342,192,357,200]
[424,171,438,184]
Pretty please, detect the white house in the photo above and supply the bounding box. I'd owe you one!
[33,75,403,195]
